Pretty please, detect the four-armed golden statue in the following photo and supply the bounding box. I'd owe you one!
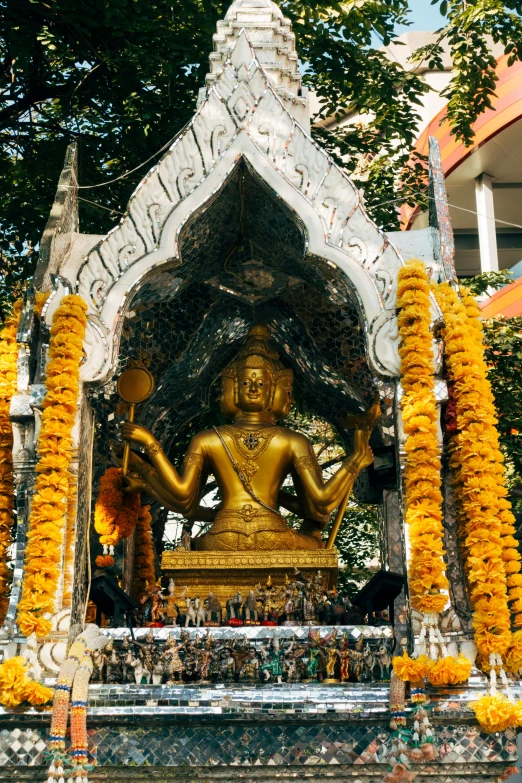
[121,325,378,596]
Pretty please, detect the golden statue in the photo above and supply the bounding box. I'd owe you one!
[122,325,377,553]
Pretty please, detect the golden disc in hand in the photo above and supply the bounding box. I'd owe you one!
[117,367,155,405]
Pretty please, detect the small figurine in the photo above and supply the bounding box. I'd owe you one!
[349,637,365,681]
[105,639,122,684]
[339,635,350,682]
[243,589,259,624]
[184,597,198,627]
[128,650,145,684]
[226,591,243,624]
[362,643,376,682]
[198,633,214,683]
[376,641,392,681]
[195,597,207,628]
[204,592,222,626]
[324,632,340,683]
[91,645,108,683]
[161,635,184,683]
[260,638,287,684]
[160,579,187,625]
[133,628,156,683]
[140,580,165,627]
[239,649,260,682]
[300,632,326,682]
[179,522,192,551]
[183,637,201,680]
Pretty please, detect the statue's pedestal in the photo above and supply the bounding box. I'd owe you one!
[161,549,338,604]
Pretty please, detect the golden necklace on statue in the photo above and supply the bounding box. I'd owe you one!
[219,425,279,485]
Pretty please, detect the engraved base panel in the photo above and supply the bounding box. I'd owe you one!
[161,549,339,605]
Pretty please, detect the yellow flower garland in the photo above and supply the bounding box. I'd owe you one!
[397,260,449,617]
[17,295,87,638]
[433,283,514,663]
[0,655,52,708]
[0,299,22,622]
[433,282,522,733]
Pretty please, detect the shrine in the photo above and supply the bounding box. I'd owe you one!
[0,1,521,782]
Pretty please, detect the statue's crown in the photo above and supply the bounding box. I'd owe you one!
[223,324,292,380]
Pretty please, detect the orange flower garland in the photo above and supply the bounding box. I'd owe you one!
[433,282,522,732]
[94,467,140,567]
[0,299,22,622]
[433,283,513,662]
[397,260,449,616]
[17,295,87,638]
[133,504,155,601]
[0,655,52,708]
[459,287,522,636]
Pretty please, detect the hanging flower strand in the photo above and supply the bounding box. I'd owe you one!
[433,282,522,732]
[394,260,470,687]
[16,295,87,639]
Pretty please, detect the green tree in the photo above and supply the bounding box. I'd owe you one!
[1,0,522,308]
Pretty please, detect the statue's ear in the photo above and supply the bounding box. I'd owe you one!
[233,378,239,406]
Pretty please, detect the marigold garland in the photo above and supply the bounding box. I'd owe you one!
[433,283,514,662]
[433,282,522,732]
[94,467,140,566]
[133,504,155,602]
[397,260,449,617]
[16,295,87,639]
[0,655,52,708]
[0,299,22,622]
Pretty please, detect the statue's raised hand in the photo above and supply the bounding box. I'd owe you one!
[121,422,155,447]
[353,428,374,469]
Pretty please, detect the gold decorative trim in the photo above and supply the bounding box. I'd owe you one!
[162,549,339,570]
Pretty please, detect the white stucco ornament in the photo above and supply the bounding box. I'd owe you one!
[75,2,407,383]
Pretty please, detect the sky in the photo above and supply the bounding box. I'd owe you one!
[400,0,445,32]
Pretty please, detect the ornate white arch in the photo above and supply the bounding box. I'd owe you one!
[74,31,406,383]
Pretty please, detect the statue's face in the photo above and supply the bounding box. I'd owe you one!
[272,376,294,420]
[219,376,239,418]
[237,367,272,412]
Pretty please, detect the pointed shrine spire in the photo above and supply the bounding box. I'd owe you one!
[198,0,309,128]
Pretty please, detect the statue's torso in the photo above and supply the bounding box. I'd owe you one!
[192,424,323,552]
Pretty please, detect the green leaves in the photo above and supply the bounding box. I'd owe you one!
[0,0,521,308]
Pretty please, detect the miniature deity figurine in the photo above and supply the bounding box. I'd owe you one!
[324,632,340,683]
[226,591,243,623]
[239,649,260,682]
[362,643,376,682]
[105,639,122,684]
[184,597,198,627]
[183,638,200,680]
[91,645,108,683]
[299,633,326,682]
[198,634,214,682]
[160,579,188,625]
[121,636,136,683]
[349,637,365,681]
[128,651,145,684]
[376,641,392,681]
[204,592,222,625]
[339,636,351,682]
[243,589,259,624]
[122,325,377,553]
[179,522,192,551]
[161,635,184,683]
[140,581,165,627]
[133,628,156,683]
[260,638,288,684]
